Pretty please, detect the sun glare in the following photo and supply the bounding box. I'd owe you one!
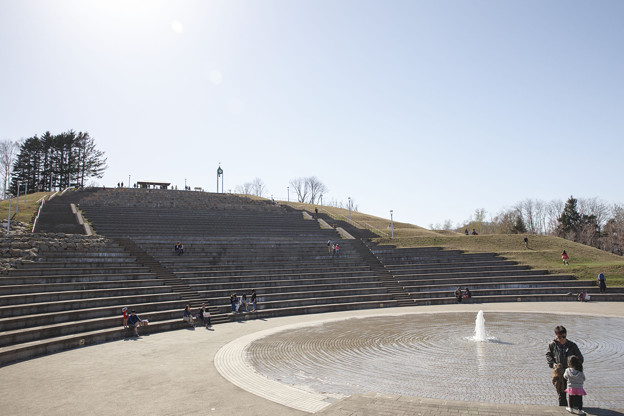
[171,20,184,33]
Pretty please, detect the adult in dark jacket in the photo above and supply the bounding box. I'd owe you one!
[127,311,145,337]
[546,325,584,407]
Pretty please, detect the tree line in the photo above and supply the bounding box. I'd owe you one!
[439,196,624,256]
[4,130,107,196]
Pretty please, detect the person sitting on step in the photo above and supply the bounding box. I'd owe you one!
[183,304,195,326]
[174,242,184,256]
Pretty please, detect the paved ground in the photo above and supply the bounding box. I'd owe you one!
[1,302,623,416]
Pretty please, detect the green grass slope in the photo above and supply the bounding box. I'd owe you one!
[0,192,53,227]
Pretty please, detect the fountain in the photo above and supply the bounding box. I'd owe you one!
[242,312,624,408]
[472,310,488,342]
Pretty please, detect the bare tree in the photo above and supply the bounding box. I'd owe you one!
[251,177,266,197]
[0,139,19,199]
[578,197,611,232]
[289,177,309,203]
[545,199,564,234]
[305,176,328,204]
[234,182,253,195]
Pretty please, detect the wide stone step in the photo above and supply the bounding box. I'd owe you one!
[0,272,159,285]
[394,269,548,280]
[195,281,386,299]
[0,286,174,306]
[405,279,595,293]
[384,259,517,271]
[0,293,182,318]
[189,277,384,294]
[0,318,191,367]
[168,261,367,273]
[213,293,397,314]
[387,264,531,275]
[180,269,377,282]
[0,279,165,295]
[408,286,602,300]
[399,274,576,287]
[174,265,372,278]
[412,292,624,305]
[199,287,389,306]
[0,307,197,348]
[0,300,188,331]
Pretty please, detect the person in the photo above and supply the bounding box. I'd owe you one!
[174,242,184,256]
[230,293,238,313]
[564,355,586,415]
[454,287,463,303]
[314,207,318,218]
[546,325,584,407]
[576,292,586,302]
[334,243,340,257]
[251,289,257,312]
[463,288,472,299]
[562,250,569,266]
[524,236,529,249]
[122,306,129,328]
[198,303,211,327]
[464,228,469,235]
[598,273,607,293]
[332,243,336,256]
[327,240,333,256]
[183,304,194,326]
[241,293,248,312]
[127,310,148,337]
[472,229,478,235]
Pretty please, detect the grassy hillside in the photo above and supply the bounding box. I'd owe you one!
[278,199,623,286]
[281,201,439,238]
[0,192,53,227]
[376,234,624,287]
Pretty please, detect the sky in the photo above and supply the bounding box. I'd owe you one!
[1,0,623,228]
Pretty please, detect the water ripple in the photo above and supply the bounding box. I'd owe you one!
[247,313,624,408]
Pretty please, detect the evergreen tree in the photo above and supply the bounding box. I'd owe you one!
[557,196,582,237]
[10,130,106,193]
[512,215,527,234]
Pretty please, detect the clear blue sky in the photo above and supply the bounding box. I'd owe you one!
[1,0,623,228]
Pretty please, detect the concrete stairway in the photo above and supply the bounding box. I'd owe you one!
[0,239,193,366]
[367,243,624,304]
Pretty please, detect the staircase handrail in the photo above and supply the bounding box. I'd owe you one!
[31,197,46,232]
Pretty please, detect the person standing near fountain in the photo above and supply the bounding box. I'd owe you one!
[564,355,586,415]
[546,326,584,408]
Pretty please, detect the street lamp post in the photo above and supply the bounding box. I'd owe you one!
[320,194,323,207]
[128,175,131,188]
[185,178,187,190]
[287,186,289,202]
[390,210,394,239]
[348,197,351,221]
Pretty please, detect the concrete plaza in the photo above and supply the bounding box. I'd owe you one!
[1,302,622,416]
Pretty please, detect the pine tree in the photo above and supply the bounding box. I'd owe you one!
[557,196,582,237]
[512,215,527,234]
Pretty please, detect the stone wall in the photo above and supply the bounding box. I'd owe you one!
[0,231,111,273]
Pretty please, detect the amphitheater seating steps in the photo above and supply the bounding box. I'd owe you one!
[368,243,624,305]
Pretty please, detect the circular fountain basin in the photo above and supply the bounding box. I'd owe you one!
[246,312,624,408]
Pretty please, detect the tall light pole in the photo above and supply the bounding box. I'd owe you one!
[287,186,289,202]
[390,210,394,239]
[15,183,20,214]
[348,197,351,221]
[128,175,131,188]
[184,178,187,190]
